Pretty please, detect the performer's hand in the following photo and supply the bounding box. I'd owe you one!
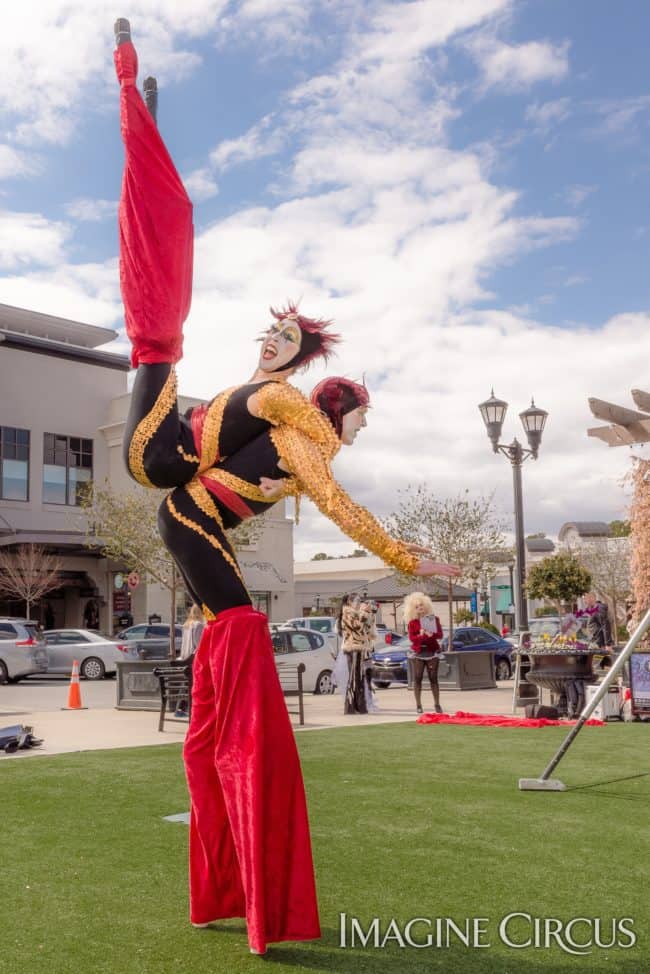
[259,476,286,500]
[404,542,433,555]
[414,559,461,578]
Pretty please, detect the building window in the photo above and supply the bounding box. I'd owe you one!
[43,434,93,505]
[250,591,270,616]
[0,427,30,501]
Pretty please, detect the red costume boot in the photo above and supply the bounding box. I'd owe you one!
[183,606,321,954]
[114,40,193,367]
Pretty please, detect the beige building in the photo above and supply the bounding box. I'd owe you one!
[0,303,294,630]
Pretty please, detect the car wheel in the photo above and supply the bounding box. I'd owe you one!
[0,660,8,684]
[314,670,334,695]
[495,658,511,681]
[81,657,105,680]
[373,681,390,689]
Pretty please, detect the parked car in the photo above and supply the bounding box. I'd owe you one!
[43,629,127,680]
[373,629,404,652]
[370,626,515,687]
[271,627,335,694]
[116,623,182,653]
[0,618,48,683]
[441,627,515,680]
[370,643,410,688]
[284,617,340,655]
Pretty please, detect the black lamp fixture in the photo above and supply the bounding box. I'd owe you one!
[478,391,549,632]
[519,399,548,459]
[478,390,508,452]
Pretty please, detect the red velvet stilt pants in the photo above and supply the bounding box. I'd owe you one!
[183,606,321,953]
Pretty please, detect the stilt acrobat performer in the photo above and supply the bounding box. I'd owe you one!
[114,19,459,955]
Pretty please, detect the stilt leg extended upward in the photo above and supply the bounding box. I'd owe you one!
[183,606,321,954]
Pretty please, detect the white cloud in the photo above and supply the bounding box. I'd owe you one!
[182,168,219,202]
[0,144,38,180]
[65,198,118,222]
[525,97,571,132]
[564,274,589,287]
[469,37,569,91]
[563,184,596,208]
[0,259,121,328]
[0,2,229,146]
[0,211,71,268]
[588,95,650,137]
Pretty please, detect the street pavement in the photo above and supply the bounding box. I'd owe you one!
[0,674,517,759]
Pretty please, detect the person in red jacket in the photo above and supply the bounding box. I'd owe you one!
[404,592,444,714]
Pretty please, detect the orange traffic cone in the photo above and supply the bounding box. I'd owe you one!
[61,660,88,711]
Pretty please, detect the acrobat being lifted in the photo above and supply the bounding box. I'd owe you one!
[113,20,459,956]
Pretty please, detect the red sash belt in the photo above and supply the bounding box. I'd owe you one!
[191,403,209,458]
[199,475,255,520]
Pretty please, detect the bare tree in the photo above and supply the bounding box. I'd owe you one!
[79,482,265,656]
[629,458,650,639]
[386,487,509,640]
[0,544,62,620]
[574,538,631,633]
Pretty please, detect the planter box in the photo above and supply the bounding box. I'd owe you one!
[116,659,165,711]
[408,651,496,691]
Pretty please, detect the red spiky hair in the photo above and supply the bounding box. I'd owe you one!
[269,301,341,370]
[310,376,370,438]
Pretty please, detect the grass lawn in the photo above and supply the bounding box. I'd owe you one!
[1,721,648,974]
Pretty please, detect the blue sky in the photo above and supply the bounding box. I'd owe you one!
[1,1,648,557]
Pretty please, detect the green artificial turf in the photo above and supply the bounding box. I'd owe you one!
[1,722,648,974]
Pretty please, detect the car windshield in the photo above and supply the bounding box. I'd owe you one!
[24,623,45,640]
[307,620,332,633]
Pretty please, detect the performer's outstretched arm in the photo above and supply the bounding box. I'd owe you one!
[270,428,422,575]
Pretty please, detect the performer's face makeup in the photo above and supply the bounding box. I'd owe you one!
[258,320,302,372]
[340,406,368,445]
[414,599,427,617]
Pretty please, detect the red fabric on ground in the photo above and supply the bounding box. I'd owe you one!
[416,711,605,728]
[115,41,193,367]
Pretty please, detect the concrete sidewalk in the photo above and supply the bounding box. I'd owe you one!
[0,682,517,759]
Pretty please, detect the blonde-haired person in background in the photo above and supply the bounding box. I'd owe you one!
[403,592,444,715]
[175,604,206,718]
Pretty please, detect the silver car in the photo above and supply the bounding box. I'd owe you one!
[44,629,127,680]
[0,619,49,683]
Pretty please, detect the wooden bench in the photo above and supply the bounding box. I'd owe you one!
[275,660,306,726]
[152,660,193,732]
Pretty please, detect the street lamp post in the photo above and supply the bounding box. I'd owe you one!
[478,392,548,633]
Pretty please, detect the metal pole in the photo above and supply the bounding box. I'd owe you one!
[519,606,650,790]
[510,440,529,631]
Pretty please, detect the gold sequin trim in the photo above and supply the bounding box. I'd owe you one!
[199,386,237,473]
[128,368,177,488]
[177,444,200,464]
[255,381,340,453]
[184,479,225,529]
[270,425,418,575]
[165,495,248,590]
[201,468,268,503]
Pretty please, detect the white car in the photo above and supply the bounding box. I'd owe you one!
[44,629,127,680]
[284,616,340,655]
[271,627,336,694]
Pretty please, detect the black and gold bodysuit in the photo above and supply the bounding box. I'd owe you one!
[124,364,419,618]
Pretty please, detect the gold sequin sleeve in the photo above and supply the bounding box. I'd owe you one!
[253,382,339,448]
[270,427,419,575]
